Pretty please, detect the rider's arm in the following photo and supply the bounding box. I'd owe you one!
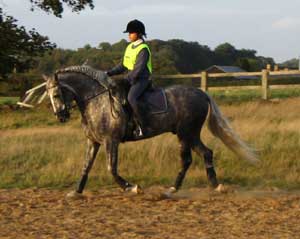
[127,48,149,84]
[106,63,127,76]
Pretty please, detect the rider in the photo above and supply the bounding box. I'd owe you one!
[106,19,152,136]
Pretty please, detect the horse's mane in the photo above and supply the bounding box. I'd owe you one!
[55,65,110,89]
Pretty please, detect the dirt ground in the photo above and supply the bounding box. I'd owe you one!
[0,187,299,239]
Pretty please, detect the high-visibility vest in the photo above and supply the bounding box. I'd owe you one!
[123,42,152,73]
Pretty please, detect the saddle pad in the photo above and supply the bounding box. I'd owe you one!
[140,88,168,114]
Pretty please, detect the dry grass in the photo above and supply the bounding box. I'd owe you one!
[1,97,300,190]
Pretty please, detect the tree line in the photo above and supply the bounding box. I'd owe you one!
[0,0,277,96]
[34,40,275,76]
[0,0,93,79]
[0,0,275,80]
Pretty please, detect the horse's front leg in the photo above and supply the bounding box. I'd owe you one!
[106,139,142,193]
[77,139,100,193]
[67,139,100,198]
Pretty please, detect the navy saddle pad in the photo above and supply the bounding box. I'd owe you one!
[139,88,168,114]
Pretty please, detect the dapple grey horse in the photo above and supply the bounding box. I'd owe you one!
[44,66,258,197]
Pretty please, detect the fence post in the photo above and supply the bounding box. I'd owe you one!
[261,69,269,100]
[201,71,208,92]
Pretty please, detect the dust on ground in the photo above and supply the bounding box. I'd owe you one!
[0,186,299,239]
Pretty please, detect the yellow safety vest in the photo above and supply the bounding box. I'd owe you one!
[123,42,152,73]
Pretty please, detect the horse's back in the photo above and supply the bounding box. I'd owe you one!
[165,85,209,111]
[163,85,210,136]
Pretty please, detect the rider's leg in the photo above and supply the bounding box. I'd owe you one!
[127,79,150,133]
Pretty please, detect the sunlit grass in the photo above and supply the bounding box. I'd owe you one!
[0,97,19,105]
[209,88,300,104]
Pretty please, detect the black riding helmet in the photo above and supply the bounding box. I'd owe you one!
[123,19,147,37]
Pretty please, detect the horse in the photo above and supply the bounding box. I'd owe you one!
[44,65,258,197]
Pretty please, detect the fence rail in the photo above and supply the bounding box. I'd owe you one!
[155,70,300,100]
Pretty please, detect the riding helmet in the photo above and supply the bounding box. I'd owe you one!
[123,19,147,37]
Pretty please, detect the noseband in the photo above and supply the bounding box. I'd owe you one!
[46,83,71,116]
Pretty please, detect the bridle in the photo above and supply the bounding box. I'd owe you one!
[46,83,72,117]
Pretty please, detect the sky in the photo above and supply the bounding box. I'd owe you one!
[1,0,300,63]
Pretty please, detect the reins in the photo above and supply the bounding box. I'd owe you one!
[82,86,122,119]
[52,67,125,119]
[55,78,122,119]
[108,90,122,119]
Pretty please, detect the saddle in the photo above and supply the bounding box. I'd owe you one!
[137,86,168,115]
[114,82,168,140]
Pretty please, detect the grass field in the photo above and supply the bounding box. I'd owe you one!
[0,92,300,190]
[209,87,300,103]
[0,97,19,105]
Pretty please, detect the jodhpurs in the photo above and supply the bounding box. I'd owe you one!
[127,79,151,117]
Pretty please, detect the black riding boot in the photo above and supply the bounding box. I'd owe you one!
[134,107,150,137]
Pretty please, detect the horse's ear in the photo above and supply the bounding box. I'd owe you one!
[42,74,48,81]
[53,73,59,82]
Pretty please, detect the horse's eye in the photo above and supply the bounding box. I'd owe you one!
[53,94,59,98]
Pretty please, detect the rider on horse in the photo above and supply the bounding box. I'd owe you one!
[106,19,152,136]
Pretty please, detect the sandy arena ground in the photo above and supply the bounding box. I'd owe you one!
[0,187,299,239]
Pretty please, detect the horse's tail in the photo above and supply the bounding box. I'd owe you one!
[206,94,259,163]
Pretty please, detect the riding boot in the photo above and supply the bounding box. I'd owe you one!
[134,107,150,136]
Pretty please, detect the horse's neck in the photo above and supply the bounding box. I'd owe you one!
[59,73,99,98]
[59,73,107,114]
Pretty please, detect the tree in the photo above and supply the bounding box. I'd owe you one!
[0,8,56,77]
[235,58,251,71]
[237,49,257,59]
[165,39,214,73]
[98,42,112,51]
[1,0,94,77]
[280,58,299,69]
[29,0,94,18]
[111,39,128,52]
[214,43,237,65]
[83,44,92,50]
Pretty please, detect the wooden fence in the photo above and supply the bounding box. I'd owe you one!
[155,70,300,100]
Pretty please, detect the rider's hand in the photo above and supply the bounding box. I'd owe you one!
[105,71,111,77]
[107,76,117,88]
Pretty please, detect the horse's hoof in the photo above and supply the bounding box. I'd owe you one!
[125,184,144,194]
[162,187,177,198]
[66,191,85,199]
[214,184,228,193]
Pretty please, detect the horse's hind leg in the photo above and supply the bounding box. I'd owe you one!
[173,140,193,191]
[76,139,100,193]
[192,140,219,188]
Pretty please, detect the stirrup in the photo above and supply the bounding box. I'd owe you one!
[135,125,143,137]
[133,125,150,138]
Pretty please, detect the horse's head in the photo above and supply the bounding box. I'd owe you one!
[44,74,73,123]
